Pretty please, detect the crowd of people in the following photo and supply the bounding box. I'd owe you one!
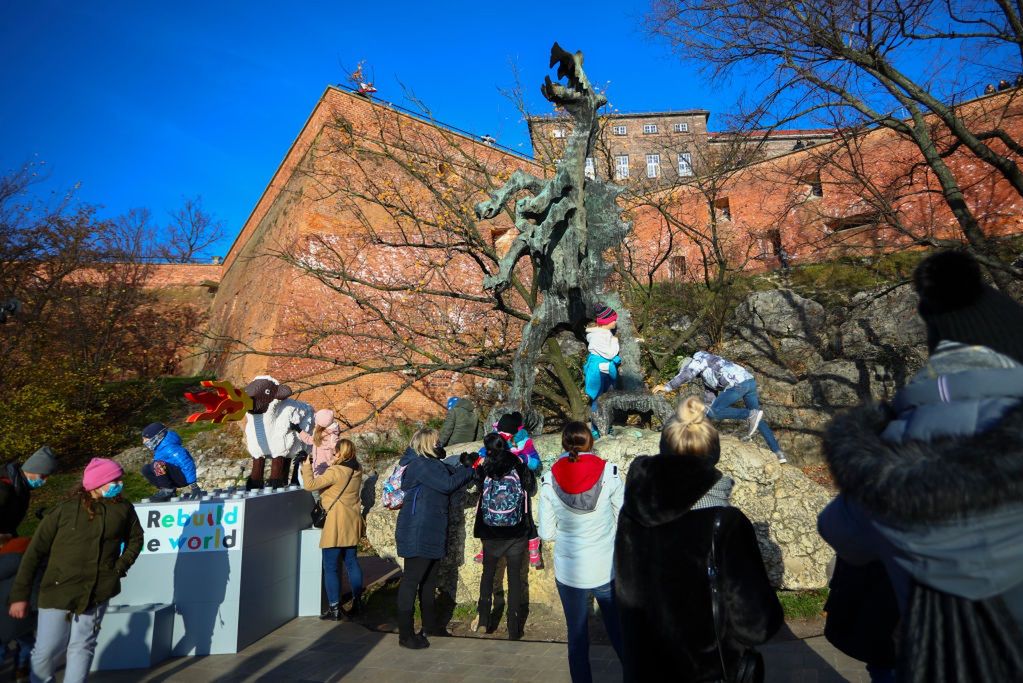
[0,250,1019,683]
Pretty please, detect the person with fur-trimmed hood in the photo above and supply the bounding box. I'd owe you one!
[818,251,1023,682]
[615,397,782,683]
[243,376,314,490]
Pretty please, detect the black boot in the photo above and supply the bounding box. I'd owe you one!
[507,609,522,641]
[319,603,343,621]
[398,610,428,649]
[348,594,364,618]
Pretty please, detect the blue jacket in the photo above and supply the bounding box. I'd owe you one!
[153,431,197,485]
[395,448,474,560]
[819,342,1023,632]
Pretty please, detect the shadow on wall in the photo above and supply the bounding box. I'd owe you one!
[361,470,379,520]
[94,612,150,671]
[752,521,786,588]
[172,521,231,657]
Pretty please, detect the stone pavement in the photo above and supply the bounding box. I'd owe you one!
[86,617,872,683]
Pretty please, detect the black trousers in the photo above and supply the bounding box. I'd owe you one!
[478,537,526,634]
[141,462,189,490]
[397,557,441,636]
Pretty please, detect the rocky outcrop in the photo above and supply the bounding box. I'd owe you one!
[364,429,834,616]
[714,285,928,464]
[115,425,251,491]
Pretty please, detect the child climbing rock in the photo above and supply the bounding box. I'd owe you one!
[584,303,621,435]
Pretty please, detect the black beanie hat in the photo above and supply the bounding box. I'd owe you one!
[496,412,523,434]
[913,251,1023,363]
[141,422,167,440]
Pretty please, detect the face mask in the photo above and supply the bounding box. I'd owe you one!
[102,482,123,498]
[26,477,45,489]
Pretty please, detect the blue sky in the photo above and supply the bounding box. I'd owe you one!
[0,2,1007,259]
[1,1,708,258]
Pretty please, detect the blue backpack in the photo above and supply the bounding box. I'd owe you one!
[481,470,525,527]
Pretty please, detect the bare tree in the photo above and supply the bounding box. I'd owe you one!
[647,0,1023,287]
[204,89,598,429]
[157,196,225,263]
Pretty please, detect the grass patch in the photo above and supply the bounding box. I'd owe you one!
[175,419,222,443]
[777,588,829,620]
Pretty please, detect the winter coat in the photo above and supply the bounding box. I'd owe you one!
[0,463,30,535]
[819,342,1023,678]
[308,432,340,478]
[395,449,474,559]
[665,350,753,392]
[615,454,782,683]
[9,496,144,614]
[152,430,197,485]
[302,459,365,549]
[438,398,482,447]
[472,448,534,541]
[538,453,623,589]
[244,398,314,459]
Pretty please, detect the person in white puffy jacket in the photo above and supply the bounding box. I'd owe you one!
[243,376,314,489]
[539,421,625,683]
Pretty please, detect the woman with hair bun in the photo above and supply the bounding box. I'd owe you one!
[539,421,624,682]
[615,397,782,683]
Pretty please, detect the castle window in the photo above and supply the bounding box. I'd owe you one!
[673,122,689,133]
[826,211,880,233]
[670,255,687,281]
[714,197,732,222]
[615,155,630,179]
[646,154,661,178]
[678,152,693,177]
[553,128,567,138]
[799,173,823,198]
[612,125,627,135]
[643,124,659,134]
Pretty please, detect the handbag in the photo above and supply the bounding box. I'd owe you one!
[708,509,765,683]
[311,471,354,529]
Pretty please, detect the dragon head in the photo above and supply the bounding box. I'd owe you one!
[541,43,607,122]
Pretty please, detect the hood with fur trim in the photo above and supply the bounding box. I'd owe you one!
[825,403,1023,525]
[620,454,722,527]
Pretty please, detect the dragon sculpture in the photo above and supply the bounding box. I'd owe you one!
[476,43,648,423]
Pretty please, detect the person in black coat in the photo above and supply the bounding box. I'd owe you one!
[472,433,534,640]
[615,397,782,683]
[394,428,475,650]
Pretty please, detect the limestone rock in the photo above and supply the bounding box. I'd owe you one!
[364,430,834,618]
[730,290,827,361]
[839,286,927,365]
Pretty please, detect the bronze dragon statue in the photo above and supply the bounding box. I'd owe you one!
[477,43,654,428]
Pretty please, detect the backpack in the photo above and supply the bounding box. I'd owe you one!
[381,463,409,510]
[481,470,525,527]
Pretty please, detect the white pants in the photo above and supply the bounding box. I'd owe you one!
[31,603,107,683]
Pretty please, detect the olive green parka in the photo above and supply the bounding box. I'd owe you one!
[9,496,143,614]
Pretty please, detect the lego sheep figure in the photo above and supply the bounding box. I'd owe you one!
[243,376,314,490]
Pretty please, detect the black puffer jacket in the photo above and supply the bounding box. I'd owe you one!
[472,448,534,541]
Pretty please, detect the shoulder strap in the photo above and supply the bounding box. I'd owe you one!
[707,508,729,681]
[323,468,355,514]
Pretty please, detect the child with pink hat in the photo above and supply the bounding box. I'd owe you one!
[584,302,622,435]
[8,458,143,683]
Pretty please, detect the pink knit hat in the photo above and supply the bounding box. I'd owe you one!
[314,409,336,428]
[82,458,123,491]
[594,302,618,326]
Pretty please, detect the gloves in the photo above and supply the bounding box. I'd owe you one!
[459,452,480,468]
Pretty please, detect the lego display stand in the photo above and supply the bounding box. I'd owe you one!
[92,486,318,670]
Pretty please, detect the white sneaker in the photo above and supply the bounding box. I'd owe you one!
[746,409,764,438]
[776,452,788,464]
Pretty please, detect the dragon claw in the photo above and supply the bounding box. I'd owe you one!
[185,380,252,424]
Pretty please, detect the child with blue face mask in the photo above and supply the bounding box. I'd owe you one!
[8,458,143,683]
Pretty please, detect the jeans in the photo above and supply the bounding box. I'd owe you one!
[31,603,107,683]
[397,557,441,636]
[322,546,363,606]
[708,379,781,453]
[556,580,624,683]
[141,462,189,490]
[478,538,526,634]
